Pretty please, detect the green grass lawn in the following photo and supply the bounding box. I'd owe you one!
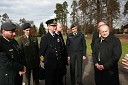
[63,35,128,62]
[16,35,128,62]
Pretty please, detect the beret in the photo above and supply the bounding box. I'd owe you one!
[1,22,16,31]
[22,23,31,30]
[70,23,78,29]
[45,18,57,26]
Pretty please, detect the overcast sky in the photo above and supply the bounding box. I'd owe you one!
[0,0,127,29]
[0,0,72,28]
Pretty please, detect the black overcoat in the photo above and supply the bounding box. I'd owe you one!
[0,36,24,85]
[92,35,122,85]
[39,32,66,85]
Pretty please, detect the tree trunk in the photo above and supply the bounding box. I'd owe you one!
[106,0,113,29]
[97,0,102,24]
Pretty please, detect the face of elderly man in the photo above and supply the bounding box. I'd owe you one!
[99,25,110,38]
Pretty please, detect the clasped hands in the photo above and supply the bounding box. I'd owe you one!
[95,63,104,70]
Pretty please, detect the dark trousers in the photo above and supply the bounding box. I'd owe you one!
[15,74,23,85]
[70,53,83,85]
[45,63,64,85]
[94,68,120,85]
[23,67,39,85]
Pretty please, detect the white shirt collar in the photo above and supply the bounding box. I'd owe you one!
[49,31,55,37]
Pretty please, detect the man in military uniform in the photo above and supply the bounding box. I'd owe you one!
[39,18,65,85]
[56,22,68,85]
[18,23,40,85]
[66,23,87,85]
[0,22,26,85]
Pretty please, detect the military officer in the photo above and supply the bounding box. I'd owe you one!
[56,22,68,85]
[0,22,26,85]
[66,23,87,85]
[39,18,65,85]
[18,23,40,85]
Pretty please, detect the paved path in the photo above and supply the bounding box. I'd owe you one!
[39,56,128,85]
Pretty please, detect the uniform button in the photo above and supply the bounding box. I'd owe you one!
[11,55,14,58]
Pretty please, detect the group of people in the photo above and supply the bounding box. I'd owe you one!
[0,18,127,85]
[0,18,86,85]
[39,18,86,85]
[0,22,40,85]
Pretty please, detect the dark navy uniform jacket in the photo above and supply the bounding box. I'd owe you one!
[39,32,65,68]
[0,36,24,85]
[66,31,86,56]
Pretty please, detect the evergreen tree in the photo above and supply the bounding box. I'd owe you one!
[39,22,46,36]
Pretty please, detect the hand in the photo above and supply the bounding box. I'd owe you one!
[122,57,128,69]
[19,66,26,76]
[68,56,70,61]
[40,56,44,62]
[83,56,86,60]
[98,65,104,70]
[95,63,104,70]
[19,71,25,76]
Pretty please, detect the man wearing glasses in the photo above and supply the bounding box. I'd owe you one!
[39,18,65,85]
[18,23,40,85]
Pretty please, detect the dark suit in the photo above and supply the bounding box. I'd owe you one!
[92,34,122,85]
[66,31,86,85]
[39,32,67,85]
[0,36,24,85]
[18,35,40,85]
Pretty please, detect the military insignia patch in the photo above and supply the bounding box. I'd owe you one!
[57,38,60,42]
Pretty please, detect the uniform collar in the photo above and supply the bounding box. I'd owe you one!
[25,34,29,38]
[3,36,10,42]
[49,31,55,37]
